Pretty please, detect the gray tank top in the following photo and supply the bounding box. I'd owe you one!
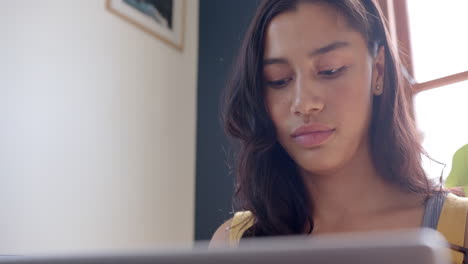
[421,191,448,229]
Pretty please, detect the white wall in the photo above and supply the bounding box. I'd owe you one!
[0,0,198,254]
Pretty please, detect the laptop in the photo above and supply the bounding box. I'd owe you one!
[0,228,451,264]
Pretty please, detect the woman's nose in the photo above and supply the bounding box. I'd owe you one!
[290,77,325,117]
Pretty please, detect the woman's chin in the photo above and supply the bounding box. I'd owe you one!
[297,156,343,176]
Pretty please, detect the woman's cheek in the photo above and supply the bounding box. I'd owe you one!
[268,90,291,114]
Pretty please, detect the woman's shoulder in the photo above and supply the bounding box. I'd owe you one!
[438,192,468,236]
[209,211,255,248]
[436,192,468,263]
[209,218,234,248]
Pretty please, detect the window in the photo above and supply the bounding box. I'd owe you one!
[379,0,468,181]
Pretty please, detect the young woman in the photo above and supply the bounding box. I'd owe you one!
[211,0,468,263]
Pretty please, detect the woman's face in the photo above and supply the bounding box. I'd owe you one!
[263,2,384,175]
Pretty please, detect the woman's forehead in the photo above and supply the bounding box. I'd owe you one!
[264,2,360,57]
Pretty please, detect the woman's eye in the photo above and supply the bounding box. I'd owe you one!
[265,77,293,89]
[318,66,347,78]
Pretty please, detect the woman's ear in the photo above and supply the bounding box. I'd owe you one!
[372,46,385,96]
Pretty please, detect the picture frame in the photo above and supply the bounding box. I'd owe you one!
[106,0,185,51]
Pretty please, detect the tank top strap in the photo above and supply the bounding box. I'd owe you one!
[421,191,447,229]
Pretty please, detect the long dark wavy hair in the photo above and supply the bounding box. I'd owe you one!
[223,0,435,237]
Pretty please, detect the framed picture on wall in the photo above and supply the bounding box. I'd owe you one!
[107,0,185,51]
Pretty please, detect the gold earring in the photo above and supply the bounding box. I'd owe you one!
[375,85,383,95]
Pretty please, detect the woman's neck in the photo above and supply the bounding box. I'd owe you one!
[300,142,424,232]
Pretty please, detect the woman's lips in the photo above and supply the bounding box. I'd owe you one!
[292,129,335,148]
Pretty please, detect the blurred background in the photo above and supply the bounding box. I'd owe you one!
[0,0,466,255]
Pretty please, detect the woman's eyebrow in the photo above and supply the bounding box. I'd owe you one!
[263,41,350,66]
[263,58,288,66]
[309,41,350,57]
